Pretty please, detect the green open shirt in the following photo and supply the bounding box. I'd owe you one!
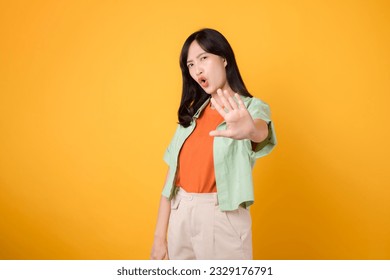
[162,96,277,211]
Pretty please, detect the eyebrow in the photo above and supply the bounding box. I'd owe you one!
[187,52,208,63]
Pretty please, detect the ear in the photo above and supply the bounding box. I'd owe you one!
[223,58,227,67]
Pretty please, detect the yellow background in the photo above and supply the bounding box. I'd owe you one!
[1,0,389,259]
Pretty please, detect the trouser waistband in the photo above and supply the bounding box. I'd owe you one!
[175,187,219,205]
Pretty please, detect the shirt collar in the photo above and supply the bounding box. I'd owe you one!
[193,98,211,119]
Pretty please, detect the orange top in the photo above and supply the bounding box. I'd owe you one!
[176,103,224,193]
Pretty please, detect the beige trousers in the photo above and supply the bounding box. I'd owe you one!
[168,188,252,260]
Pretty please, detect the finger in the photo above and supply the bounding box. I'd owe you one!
[218,89,233,112]
[227,92,239,110]
[235,93,246,110]
[211,97,226,118]
[212,89,224,107]
[209,129,231,138]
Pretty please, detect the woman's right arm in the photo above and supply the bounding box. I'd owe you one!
[150,169,171,260]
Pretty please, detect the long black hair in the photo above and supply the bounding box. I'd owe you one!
[178,28,252,127]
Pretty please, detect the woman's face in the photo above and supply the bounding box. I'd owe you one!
[186,40,230,95]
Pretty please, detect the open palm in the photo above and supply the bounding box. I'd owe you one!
[209,89,256,140]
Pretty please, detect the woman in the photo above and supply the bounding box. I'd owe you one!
[151,28,276,260]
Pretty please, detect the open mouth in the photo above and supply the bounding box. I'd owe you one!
[198,77,209,88]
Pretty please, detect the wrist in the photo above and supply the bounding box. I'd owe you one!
[154,233,167,241]
[249,119,269,143]
[248,123,260,143]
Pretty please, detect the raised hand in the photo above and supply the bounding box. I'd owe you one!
[209,89,259,140]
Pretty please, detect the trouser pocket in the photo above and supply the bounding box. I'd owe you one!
[213,206,253,259]
[170,195,181,210]
[225,206,252,240]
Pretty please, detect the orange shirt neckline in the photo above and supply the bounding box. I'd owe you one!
[176,104,224,193]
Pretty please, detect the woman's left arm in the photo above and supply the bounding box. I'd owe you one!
[209,89,268,143]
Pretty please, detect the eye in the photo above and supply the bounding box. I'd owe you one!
[187,63,194,69]
[200,56,207,61]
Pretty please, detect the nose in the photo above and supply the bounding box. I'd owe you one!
[195,65,203,76]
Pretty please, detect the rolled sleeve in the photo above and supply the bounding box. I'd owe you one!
[247,98,277,158]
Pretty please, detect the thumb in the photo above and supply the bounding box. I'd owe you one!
[209,130,230,137]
